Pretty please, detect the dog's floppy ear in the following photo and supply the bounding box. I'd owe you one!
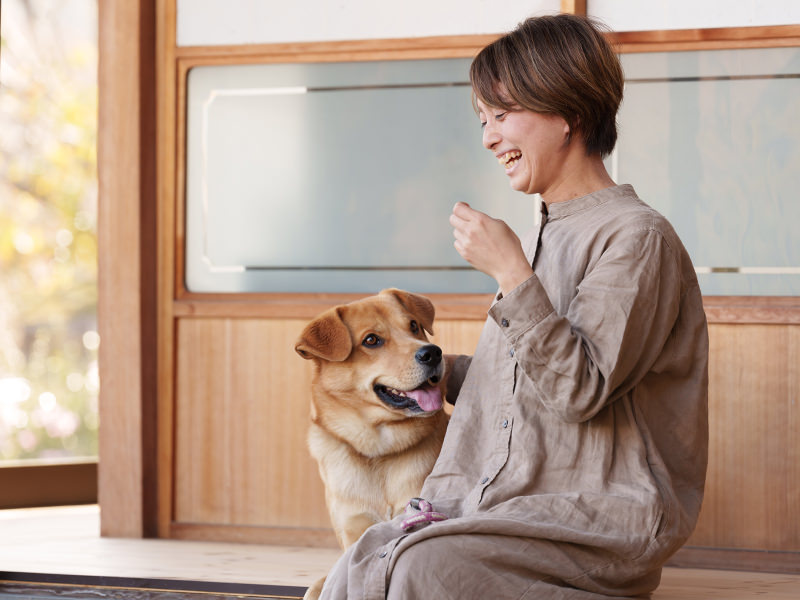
[381,288,436,336]
[295,307,353,361]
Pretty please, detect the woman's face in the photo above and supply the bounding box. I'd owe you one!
[477,97,571,197]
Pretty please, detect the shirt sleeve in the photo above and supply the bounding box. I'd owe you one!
[444,354,472,404]
[488,226,683,423]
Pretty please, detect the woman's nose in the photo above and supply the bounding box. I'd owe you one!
[482,122,500,150]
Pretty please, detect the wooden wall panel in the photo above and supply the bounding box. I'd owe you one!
[174,318,329,529]
[171,316,800,560]
[429,319,486,356]
[171,316,489,542]
[687,323,799,552]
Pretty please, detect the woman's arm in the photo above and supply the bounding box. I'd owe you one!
[490,228,683,422]
[443,354,472,405]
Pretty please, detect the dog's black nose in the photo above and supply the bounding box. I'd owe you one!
[415,344,442,367]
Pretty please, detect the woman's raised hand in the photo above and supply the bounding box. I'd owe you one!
[450,202,533,295]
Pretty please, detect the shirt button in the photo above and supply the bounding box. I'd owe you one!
[480,476,489,484]
[509,348,515,357]
[379,550,388,558]
[501,318,509,327]
[502,419,509,429]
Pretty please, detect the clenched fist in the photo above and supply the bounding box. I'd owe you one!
[450,202,533,295]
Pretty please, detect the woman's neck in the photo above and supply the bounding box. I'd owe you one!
[540,151,616,206]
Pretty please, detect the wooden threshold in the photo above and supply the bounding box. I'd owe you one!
[0,573,305,600]
[669,546,800,575]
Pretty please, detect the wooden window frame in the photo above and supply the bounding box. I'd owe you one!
[0,461,98,509]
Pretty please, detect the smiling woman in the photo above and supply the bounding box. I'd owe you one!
[0,0,99,502]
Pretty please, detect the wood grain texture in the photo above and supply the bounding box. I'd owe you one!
[0,506,341,587]
[155,0,179,539]
[97,0,148,539]
[669,546,800,575]
[688,323,799,552]
[608,25,800,53]
[170,317,488,544]
[2,507,800,599]
[169,26,800,67]
[173,34,499,63]
[174,318,329,530]
[703,296,800,325]
[170,296,800,324]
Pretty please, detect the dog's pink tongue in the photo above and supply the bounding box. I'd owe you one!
[407,386,443,412]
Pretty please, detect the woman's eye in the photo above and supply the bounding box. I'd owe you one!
[495,111,508,121]
[410,320,419,334]
[362,334,383,347]
[480,121,487,128]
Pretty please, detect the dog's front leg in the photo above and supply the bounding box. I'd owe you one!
[303,575,326,600]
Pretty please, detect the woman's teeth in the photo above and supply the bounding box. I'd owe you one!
[499,150,522,169]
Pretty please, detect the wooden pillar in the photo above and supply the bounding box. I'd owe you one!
[97,0,158,538]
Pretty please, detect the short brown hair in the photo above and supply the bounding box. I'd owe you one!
[470,14,624,157]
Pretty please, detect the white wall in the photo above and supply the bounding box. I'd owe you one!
[176,0,559,46]
[590,0,800,32]
[177,0,800,47]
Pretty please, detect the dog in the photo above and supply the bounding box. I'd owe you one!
[295,289,449,600]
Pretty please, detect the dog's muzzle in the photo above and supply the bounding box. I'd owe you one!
[373,344,444,413]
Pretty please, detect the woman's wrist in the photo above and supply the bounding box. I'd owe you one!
[497,264,534,297]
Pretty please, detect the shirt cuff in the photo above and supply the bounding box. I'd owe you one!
[488,274,554,343]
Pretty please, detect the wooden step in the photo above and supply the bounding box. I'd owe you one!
[1,506,797,599]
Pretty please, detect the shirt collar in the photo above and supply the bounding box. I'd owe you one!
[544,184,636,220]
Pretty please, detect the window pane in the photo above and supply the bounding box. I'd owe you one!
[612,47,800,295]
[0,0,98,461]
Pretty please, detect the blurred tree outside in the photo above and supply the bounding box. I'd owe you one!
[0,0,98,461]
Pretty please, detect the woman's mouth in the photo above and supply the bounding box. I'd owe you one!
[498,150,522,171]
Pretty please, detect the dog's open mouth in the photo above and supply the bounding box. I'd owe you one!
[374,381,443,413]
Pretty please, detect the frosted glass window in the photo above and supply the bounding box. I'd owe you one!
[185,49,800,295]
[612,47,800,295]
[184,59,535,293]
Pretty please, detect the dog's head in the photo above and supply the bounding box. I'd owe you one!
[295,288,445,419]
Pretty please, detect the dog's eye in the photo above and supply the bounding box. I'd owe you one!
[410,320,419,334]
[362,334,383,348]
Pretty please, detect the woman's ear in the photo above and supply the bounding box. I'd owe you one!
[565,115,579,144]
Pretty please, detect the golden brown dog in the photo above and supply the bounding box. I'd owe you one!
[295,289,449,600]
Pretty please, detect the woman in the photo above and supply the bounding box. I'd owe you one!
[320,14,708,600]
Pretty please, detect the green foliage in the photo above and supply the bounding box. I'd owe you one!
[0,0,98,460]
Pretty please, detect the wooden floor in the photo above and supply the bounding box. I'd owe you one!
[1,506,798,599]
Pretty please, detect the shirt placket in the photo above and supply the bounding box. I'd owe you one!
[532,200,548,270]
[464,350,516,510]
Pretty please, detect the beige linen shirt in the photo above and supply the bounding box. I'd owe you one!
[320,184,709,599]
